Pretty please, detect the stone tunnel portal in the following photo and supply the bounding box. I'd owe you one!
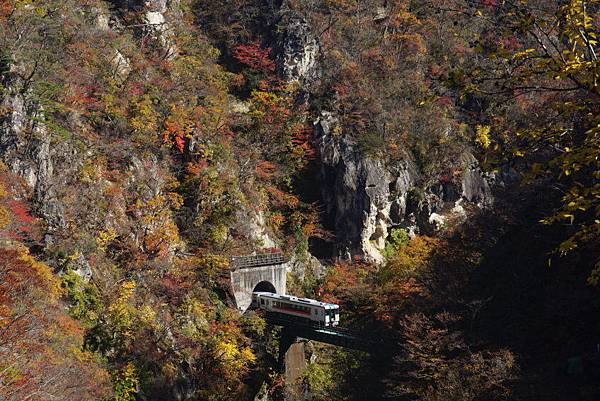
[229,253,287,311]
[253,280,277,294]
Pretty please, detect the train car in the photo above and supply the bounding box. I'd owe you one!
[251,292,340,327]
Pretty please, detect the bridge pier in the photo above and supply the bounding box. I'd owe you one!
[278,326,298,367]
[279,327,307,397]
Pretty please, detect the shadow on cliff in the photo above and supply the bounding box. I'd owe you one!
[334,181,600,401]
[453,184,600,401]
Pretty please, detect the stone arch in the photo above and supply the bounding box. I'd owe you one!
[230,261,287,311]
[253,280,277,293]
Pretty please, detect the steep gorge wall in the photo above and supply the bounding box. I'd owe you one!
[275,5,497,262]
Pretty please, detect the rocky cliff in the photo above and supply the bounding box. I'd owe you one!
[275,8,496,262]
[312,110,493,262]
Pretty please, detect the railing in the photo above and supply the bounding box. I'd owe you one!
[266,314,377,352]
[229,252,286,270]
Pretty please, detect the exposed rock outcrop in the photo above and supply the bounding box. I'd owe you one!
[314,111,416,263]
[234,207,277,250]
[277,11,320,86]
[0,77,67,232]
[314,111,495,262]
[272,13,497,263]
[461,152,493,207]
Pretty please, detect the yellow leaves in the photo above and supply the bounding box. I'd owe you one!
[215,340,238,361]
[587,260,600,286]
[512,48,536,60]
[107,281,137,339]
[138,305,156,325]
[119,281,136,300]
[213,340,256,374]
[130,95,158,134]
[195,253,229,281]
[96,227,118,252]
[240,347,257,363]
[332,125,343,137]
[80,159,102,184]
[112,362,139,401]
[178,299,212,339]
[475,125,492,149]
[130,193,182,256]
[0,206,11,230]
[18,248,63,299]
[249,90,283,117]
[386,236,439,276]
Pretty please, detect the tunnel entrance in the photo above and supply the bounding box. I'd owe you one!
[253,280,277,294]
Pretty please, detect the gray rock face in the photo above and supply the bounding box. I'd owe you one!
[0,78,66,231]
[278,13,320,86]
[71,253,93,282]
[113,0,177,56]
[314,111,496,262]
[461,152,492,207]
[272,13,497,263]
[314,112,415,263]
[234,207,277,250]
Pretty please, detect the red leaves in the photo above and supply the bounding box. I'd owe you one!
[8,200,35,225]
[501,36,521,52]
[232,42,276,72]
[0,172,36,242]
[291,127,317,161]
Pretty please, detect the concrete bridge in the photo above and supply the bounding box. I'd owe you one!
[229,253,287,311]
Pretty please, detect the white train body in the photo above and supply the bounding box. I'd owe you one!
[251,292,340,327]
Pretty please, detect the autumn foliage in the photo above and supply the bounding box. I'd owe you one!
[0,247,111,401]
[233,42,276,72]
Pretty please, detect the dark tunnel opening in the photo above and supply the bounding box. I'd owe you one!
[253,281,277,294]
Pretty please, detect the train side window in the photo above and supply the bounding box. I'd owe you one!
[260,299,264,305]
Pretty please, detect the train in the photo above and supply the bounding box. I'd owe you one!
[251,292,340,327]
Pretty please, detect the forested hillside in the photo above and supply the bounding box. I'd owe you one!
[0,1,598,401]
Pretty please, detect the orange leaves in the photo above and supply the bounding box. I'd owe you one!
[0,1,13,20]
[255,160,277,180]
[291,126,317,162]
[266,186,299,209]
[319,236,438,329]
[319,260,376,305]
[269,212,286,228]
[161,104,195,153]
[388,32,427,55]
[186,159,209,176]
